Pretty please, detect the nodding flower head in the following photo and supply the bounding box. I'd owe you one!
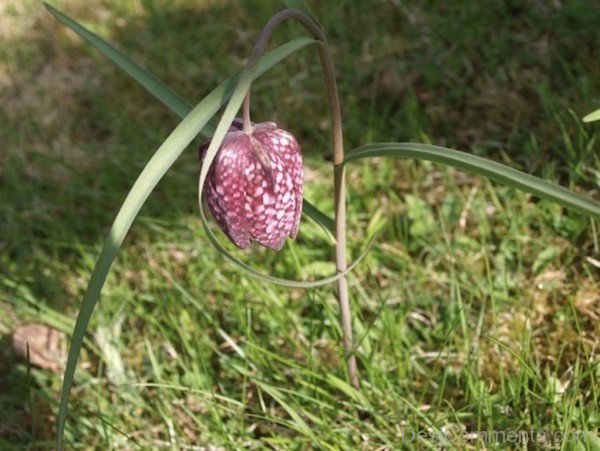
[200,120,303,251]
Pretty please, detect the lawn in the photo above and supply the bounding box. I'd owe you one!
[1,0,599,448]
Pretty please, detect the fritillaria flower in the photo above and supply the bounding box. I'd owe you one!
[200,120,303,251]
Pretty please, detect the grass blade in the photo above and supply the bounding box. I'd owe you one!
[257,383,319,443]
[344,142,600,219]
[44,2,333,234]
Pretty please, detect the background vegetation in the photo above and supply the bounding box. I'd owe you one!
[1,0,598,448]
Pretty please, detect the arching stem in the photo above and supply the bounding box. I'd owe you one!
[248,9,359,388]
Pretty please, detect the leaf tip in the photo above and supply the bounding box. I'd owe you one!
[43,2,59,17]
[582,109,600,123]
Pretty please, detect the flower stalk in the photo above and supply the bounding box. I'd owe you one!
[245,9,359,388]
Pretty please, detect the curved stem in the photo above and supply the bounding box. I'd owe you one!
[248,9,359,388]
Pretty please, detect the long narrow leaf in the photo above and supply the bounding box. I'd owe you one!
[44,2,334,234]
[303,199,335,241]
[50,27,332,451]
[44,2,190,119]
[344,142,600,219]
[55,77,217,451]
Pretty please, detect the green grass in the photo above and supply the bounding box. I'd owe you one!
[1,0,599,448]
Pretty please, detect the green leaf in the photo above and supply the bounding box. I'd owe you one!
[43,2,334,234]
[43,2,190,119]
[344,142,600,219]
[303,199,335,240]
[583,108,600,123]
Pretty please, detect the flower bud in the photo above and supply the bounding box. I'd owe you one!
[200,121,303,251]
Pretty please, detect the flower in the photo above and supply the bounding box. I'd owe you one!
[200,120,303,251]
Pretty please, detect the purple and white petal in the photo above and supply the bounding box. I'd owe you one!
[200,122,303,251]
[204,132,251,248]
